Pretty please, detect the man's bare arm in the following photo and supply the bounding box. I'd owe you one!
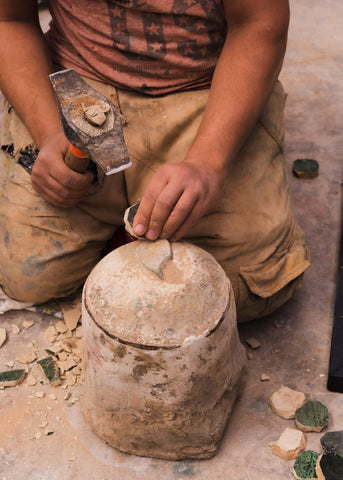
[133,0,290,241]
[0,0,92,207]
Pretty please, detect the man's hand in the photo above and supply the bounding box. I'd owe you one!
[133,161,224,242]
[31,131,93,208]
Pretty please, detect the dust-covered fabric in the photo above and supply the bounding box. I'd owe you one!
[46,0,226,95]
[0,78,310,321]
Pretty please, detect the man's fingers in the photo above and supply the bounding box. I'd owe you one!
[133,176,169,237]
[170,200,205,242]
[32,170,92,207]
[49,162,93,192]
[159,191,198,240]
[141,183,187,240]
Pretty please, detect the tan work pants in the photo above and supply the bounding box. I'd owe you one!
[0,80,310,321]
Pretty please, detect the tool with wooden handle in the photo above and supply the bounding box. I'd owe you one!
[49,68,131,175]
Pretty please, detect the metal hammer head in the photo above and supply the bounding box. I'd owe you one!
[50,69,131,175]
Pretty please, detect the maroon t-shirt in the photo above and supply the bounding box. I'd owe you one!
[46,0,227,95]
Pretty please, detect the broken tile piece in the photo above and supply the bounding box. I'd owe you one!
[55,320,68,334]
[292,450,320,479]
[44,325,57,343]
[57,351,68,362]
[320,431,343,457]
[244,337,261,349]
[62,305,81,332]
[37,357,61,386]
[0,328,7,348]
[26,374,37,386]
[17,352,38,364]
[260,373,270,382]
[58,357,77,372]
[272,427,306,460]
[293,159,319,179]
[124,202,144,238]
[295,401,329,432]
[22,320,35,329]
[75,326,83,339]
[11,324,20,335]
[270,386,306,420]
[64,391,71,401]
[316,453,343,480]
[0,369,26,387]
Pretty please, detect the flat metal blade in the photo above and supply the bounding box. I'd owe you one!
[50,69,131,175]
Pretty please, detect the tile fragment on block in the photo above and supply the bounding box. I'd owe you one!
[124,202,144,238]
[270,386,306,419]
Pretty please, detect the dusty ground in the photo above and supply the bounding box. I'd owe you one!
[0,2,342,479]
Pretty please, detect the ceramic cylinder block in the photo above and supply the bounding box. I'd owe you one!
[82,240,246,459]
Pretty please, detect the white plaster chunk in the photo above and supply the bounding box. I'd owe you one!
[138,239,172,278]
[270,386,306,419]
[272,427,306,460]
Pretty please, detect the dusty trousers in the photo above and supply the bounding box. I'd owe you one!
[0,79,310,322]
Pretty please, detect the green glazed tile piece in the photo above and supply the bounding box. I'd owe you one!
[0,368,26,387]
[295,400,329,432]
[317,453,343,480]
[293,159,319,179]
[293,450,319,479]
[320,431,343,458]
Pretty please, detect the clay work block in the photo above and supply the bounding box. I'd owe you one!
[316,453,343,480]
[272,427,306,460]
[270,386,306,419]
[320,431,343,458]
[37,356,61,386]
[292,159,319,179]
[0,369,26,387]
[293,450,320,479]
[295,401,329,432]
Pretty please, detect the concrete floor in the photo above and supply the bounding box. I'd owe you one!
[0,2,342,479]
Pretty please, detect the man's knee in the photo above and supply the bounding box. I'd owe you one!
[0,253,89,303]
[236,273,304,323]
